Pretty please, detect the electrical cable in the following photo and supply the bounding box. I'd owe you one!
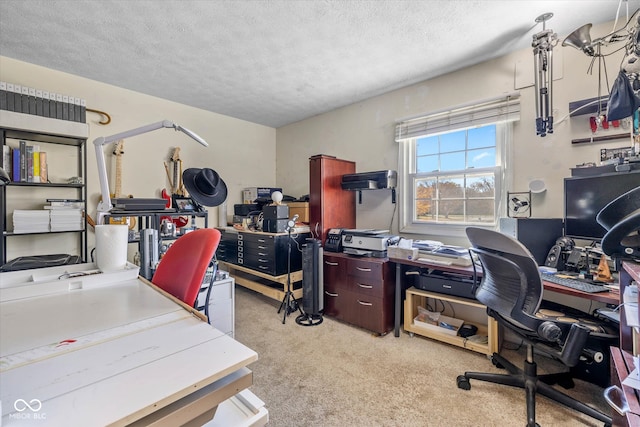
[202,257,218,325]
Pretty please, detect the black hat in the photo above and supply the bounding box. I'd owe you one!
[182,168,228,207]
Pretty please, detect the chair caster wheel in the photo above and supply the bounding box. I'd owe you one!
[457,375,470,390]
[491,356,504,369]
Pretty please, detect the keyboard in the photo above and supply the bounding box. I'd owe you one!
[542,274,610,293]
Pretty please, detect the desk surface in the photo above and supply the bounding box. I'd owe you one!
[0,267,258,426]
[389,256,619,305]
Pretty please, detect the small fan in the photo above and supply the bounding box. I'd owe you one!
[507,191,531,218]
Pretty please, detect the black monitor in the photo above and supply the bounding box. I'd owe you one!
[564,170,640,241]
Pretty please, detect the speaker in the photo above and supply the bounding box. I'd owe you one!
[544,245,564,270]
[499,218,564,266]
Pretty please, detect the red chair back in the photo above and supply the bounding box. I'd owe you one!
[151,228,221,307]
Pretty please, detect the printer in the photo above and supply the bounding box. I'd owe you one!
[341,229,400,257]
[341,170,397,191]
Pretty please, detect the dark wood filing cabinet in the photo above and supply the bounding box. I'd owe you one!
[309,154,355,245]
[236,230,309,276]
[323,252,394,335]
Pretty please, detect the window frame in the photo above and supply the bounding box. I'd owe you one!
[398,122,512,238]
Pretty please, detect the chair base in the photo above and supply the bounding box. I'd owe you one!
[457,351,612,427]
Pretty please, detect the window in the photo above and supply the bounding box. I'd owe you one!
[396,94,519,237]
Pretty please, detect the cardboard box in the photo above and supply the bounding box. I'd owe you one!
[413,313,463,336]
[287,202,309,223]
[242,187,282,203]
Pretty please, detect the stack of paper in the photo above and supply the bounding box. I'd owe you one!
[49,208,83,232]
[13,210,50,233]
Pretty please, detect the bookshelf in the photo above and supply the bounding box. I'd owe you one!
[0,111,88,266]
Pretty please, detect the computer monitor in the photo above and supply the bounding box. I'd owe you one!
[564,170,640,241]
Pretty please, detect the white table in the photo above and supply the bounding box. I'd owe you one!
[0,264,260,426]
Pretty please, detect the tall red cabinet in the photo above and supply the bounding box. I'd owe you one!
[309,155,356,245]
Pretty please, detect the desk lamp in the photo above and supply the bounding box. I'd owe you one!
[93,120,208,225]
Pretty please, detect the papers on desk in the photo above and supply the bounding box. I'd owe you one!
[12,209,49,233]
[11,208,84,233]
[398,239,472,266]
[623,285,639,328]
[49,208,83,231]
[623,355,640,391]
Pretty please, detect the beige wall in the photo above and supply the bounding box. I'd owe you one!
[276,20,633,246]
[1,56,276,259]
[1,18,634,260]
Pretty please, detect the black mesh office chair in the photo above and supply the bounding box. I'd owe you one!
[457,227,612,427]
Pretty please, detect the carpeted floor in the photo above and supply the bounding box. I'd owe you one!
[233,286,611,427]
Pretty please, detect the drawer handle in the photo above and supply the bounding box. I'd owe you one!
[258,252,268,256]
[357,300,372,306]
[356,267,372,272]
[258,245,267,250]
[258,266,269,270]
[325,291,338,297]
[604,385,629,416]
[325,261,339,266]
[258,259,269,263]
[357,283,373,289]
[258,239,266,243]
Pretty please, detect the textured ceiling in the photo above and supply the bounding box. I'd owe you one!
[1,0,639,128]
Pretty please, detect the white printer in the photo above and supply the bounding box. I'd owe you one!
[341,229,400,257]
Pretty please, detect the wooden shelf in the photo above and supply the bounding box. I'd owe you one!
[403,287,499,356]
[219,261,303,301]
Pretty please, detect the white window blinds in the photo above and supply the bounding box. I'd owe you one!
[395,92,520,141]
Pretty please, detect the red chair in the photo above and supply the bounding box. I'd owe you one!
[151,228,221,308]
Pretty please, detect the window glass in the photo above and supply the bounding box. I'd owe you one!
[403,123,503,234]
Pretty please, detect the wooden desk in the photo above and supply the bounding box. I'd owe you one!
[390,257,620,337]
[542,279,619,305]
[0,265,258,426]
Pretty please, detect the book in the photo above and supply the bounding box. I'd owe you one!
[25,145,33,182]
[12,148,20,182]
[0,81,7,110]
[2,145,10,178]
[39,152,47,183]
[19,140,26,182]
[45,201,84,209]
[33,150,40,183]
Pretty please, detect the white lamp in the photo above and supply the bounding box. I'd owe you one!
[93,120,208,224]
[271,190,284,205]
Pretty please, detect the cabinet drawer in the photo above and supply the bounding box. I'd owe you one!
[323,255,347,291]
[332,289,393,334]
[238,233,276,245]
[238,246,276,260]
[346,274,386,299]
[347,258,384,282]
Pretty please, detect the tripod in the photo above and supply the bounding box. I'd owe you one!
[277,220,304,324]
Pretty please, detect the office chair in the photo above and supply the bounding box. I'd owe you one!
[457,227,612,427]
[151,228,221,310]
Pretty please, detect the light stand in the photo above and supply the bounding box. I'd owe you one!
[531,13,557,137]
[93,120,208,225]
[277,214,304,324]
